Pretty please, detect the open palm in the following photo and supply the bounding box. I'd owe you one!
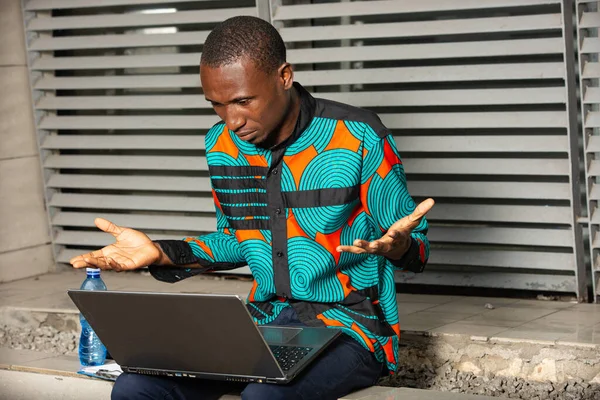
[336,198,434,259]
[69,218,160,272]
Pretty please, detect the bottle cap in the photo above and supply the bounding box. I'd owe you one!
[86,268,101,273]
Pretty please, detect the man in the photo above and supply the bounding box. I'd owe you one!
[70,16,433,400]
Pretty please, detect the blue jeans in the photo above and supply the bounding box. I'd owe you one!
[111,307,385,400]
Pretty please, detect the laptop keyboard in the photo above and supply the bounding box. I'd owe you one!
[269,345,313,371]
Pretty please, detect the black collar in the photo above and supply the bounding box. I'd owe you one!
[269,82,316,151]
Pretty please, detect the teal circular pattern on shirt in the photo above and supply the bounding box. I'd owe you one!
[240,240,274,300]
[367,171,414,229]
[361,144,384,184]
[288,237,344,302]
[207,151,248,167]
[280,162,297,192]
[204,123,225,152]
[293,202,355,239]
[298,149,361,191]
[286,117,336,155]
[229,128,263,156]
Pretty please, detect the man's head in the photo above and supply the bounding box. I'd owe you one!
[200,16,296,147]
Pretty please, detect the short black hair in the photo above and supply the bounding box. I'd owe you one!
[201,16,286,74]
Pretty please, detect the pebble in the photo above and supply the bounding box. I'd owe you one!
[0,325,77,355]
[380,366,600,399]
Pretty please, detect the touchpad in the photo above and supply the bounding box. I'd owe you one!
[259,327,302,344]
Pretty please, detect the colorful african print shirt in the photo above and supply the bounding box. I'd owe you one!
[149,82,430,373]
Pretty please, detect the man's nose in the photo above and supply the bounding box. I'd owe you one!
[225,109,245,132]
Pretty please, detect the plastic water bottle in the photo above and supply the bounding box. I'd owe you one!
[79,268,108,366]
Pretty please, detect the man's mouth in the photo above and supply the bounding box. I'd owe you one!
[237,130,256,140]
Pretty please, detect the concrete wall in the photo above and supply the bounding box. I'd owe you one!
[0,0,53,282]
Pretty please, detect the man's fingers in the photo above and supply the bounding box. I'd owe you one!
[365,239,386,253]
[390,198,435,232]
[338,238,390,255]
[77,256,106,269]
[338,243,391,255]
[83,256,120,271]
[338,230,413,256]
[408,198,435,226]
[338,237,389,255]
[94,218,124,238]
[70,249,105,268]
[70,247,137,271]
[353,239,369,248]
[71,258,90,269]
[353,239,386,253]
[105,257,121,272]
[336,245,368,254]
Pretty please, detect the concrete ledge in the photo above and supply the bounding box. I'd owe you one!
[4,306,600,386]
[0,347,501,400]
[0,369,112,400]
[0,349,244,399]
[342,386,497,399]
[0,367,501,400]
[394,332,600,384]
[383,332,600,399]
[3,275,600,399]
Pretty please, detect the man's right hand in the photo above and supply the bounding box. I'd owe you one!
[69,218,164,272]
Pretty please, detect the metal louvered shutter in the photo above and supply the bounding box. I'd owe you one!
[578,0,600,298]
[23,0,259,275]
[272,0,585,298]
[22,0,587,299]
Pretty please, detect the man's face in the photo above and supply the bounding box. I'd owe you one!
[200,59,291,146]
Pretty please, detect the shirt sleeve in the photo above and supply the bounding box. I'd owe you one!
[360,128,430,272]
[148,190,246,283]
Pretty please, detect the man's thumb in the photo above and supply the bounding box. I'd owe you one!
[95,218,123,237]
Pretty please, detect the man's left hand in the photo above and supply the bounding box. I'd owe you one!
[336,198,434,260]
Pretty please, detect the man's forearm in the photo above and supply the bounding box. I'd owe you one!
[148,240,213,284]
[148,234,247,283]
[386,237,427,273]
[152,240,204,267]
[152,243,206,268]
[152,242,174,266]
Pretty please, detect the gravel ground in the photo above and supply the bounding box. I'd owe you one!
[381,363,600,400]
[0,325,77,355]
[3,324,600,399]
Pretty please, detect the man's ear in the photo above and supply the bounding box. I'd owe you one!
[278,63,294,90]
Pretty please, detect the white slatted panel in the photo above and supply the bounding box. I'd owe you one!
[577,1,600,299]
[26,9,255,30]
[25,0,583,296]
[273,0,579,294]
[24,1,260,271]
[25,1,209,10]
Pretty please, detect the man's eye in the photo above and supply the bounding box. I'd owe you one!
[238,99,249,105]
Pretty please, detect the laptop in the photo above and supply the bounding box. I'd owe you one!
[68,290,341,384]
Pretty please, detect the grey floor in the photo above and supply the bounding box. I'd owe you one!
[2,269,600,346]
[3,269,597,400]
[0,368,500,400]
